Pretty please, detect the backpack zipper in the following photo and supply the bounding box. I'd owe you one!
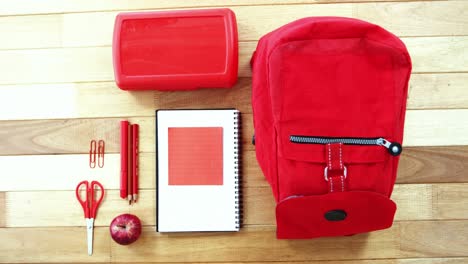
[289,135,402,156]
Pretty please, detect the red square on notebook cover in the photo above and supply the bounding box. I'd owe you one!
[168,127,223,185]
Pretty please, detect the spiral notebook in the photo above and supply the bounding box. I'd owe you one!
[156,109,241,232]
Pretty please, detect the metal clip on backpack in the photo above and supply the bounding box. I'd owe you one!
[251,17,412,239]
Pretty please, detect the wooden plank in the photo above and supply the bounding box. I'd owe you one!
[400,221,468,257]
[404,109,468,146]
[4,190,155,227]
[154,78,253,115]
[0,0,447,16]
[1,74,467,121]
[2,259,468,264]
[0,79,251,121]
[0,47,113,85]
[407,73,468,109]
[398,258,468,264]
[0,109,467,156]
[0,36,466,85]
[43,259,467,264]
[354,1,468,37]
[433,184,468,220]
[406,36,468,73]
[298,259,468,264]
[109,222,468,262]
[0,15,62,50]
[0,82,154,121]
[1,1,467,50]
[0,113,252,155]
[0,227,110,263]
[0,222,467,262]
[0,225,390,263]
[0,153,154,192]
[5,184,468,227]
[0,117,154,155]
[398,146,468,184]
[0,192,5,227]
[1,145,467,193]
[392,184,434,221]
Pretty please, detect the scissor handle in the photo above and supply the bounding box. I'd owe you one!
[75,180,90,218]
[89,181,105,219]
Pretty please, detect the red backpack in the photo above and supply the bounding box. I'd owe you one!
[251,17,412,239]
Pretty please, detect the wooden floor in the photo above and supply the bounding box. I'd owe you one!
[0,0,467,263]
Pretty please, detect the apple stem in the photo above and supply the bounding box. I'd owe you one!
[117,225,126,228]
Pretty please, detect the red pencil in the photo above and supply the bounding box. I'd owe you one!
[120,121,129,199]
[132,124,139,202]
[128,124,133,203]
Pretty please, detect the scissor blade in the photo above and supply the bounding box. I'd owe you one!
[86,218,94,256]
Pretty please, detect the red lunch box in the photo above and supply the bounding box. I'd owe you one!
[112,8,238,90]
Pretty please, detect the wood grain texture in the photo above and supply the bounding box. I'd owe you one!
[1,1,467,50]
[0,110,467,157]
[406,36,468,73]
[0,153,154,192]
[398,259,468,264]
[1,145,467,193]
[408,73,468,109]
[433,184,468,220]
[1,74,468,122]
[399,221,468,257]
[310,259,468,264]
[0,15,62,50]
[397,146,468,184]
[5,222,467,263]
[1,0,467,263]
[0,117,153,155]
[0,82,155,120]
[154,78,253,115]
[0,227,111,263]
[3,259,468,264]
[4,184,468,227]
[0,221,468,263]
[0,47,113,84]
[4,190,155,227]
[404,109,468,146]
[0,36,466,85]
[109,221,468,262]
[0,192,5,227]
[0,0,448,16]
[353,1,468,37]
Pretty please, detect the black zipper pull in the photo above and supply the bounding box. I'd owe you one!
[376,138,402,156]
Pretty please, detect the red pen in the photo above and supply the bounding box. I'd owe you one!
[120,121,129,199]
[132,124,139,202]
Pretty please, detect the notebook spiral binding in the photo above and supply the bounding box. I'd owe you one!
[233,110,242,229]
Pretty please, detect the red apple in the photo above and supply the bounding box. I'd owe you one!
[110,214,142,245]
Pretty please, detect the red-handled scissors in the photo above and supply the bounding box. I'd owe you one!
[75,180,104,256]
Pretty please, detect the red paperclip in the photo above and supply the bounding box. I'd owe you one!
[89,140,97,168]
[98,140,105,168]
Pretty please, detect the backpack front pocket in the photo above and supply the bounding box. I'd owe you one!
[276,124,400,201]
[275,127,399,239]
